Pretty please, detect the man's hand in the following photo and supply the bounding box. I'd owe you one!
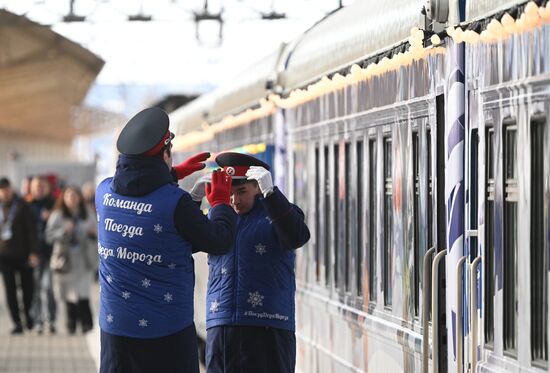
[173,152,210,180]
[246,166,274,197]
[205,170,232,208]
[189,174,211,202]
[28,253,39,268]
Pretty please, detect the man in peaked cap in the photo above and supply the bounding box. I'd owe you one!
[96,107,237,373]
[192,152,310,373]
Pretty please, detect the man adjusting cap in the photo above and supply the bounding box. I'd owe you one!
[97,107,237,373]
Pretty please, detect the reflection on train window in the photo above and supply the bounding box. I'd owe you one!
[383,136,393,307]
[503,121,518,356]
[412,130,420,317]
[334,143,340,289]
[368,138,377,302]
[531,116,548,366]
[324,145,331,285]
[485,127,495,346]
[315,145,321,282]
[345,142,351,293]
[356,140,364,298]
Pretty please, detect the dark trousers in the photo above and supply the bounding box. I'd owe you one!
[0,257,34,328]
[100,323,199,373]
[66,299,93,333]
[206,325,296,373]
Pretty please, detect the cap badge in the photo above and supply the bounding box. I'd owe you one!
[226,166,235,176]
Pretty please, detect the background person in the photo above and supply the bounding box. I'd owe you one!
[46,186,97,334]
[29,176,57,334]
[0,177,39,334]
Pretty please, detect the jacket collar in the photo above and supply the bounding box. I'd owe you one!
[111,154,175,197]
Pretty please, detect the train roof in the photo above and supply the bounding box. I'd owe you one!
[170,45,285,134]
[466,0,526,23]
[208,45,285,123]
[278,0,424,91]
[170,92,214,135]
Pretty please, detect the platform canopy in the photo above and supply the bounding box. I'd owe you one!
[0,10,104,140]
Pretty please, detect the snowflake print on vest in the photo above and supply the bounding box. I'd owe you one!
[164,292,173,302]
[138,319,148,327]
[106,314,114,323]
[153,224,163,234]
[210,300,219,313]
[122,291,131,300]
[142,278,151,288]
[221,267,227,275]
[168,263,176,270]
[247,291,264,307]
[106,274,113,284]
[255,243,267,255]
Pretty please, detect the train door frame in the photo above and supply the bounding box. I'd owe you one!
[476,75,550,372]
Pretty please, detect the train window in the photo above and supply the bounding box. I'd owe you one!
[368,138,377,302]
[334,143,340,289]
[345,142,351,293]
[426,128,433,322]
[383,136,393,308]
[315,145,321,283]
[413,130,420,316]
[470,129,479,257]
[503,121,518,356]
[356,140,364,298]
[485,126,495,346]
[324,145,331,286]
[531,116,548,366]
[427,128,433,250]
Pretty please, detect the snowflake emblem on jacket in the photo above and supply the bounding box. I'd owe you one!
[247,291,264,308]
[141,278,151,288]
[255,243,267,255]
[210,300,219,313]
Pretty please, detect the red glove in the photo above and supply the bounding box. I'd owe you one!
[173,152,210,180]
[205,170,232,208]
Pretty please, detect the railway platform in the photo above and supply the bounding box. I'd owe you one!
[0,280,98,373]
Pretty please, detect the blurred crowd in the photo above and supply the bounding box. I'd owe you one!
[0,175,97,336]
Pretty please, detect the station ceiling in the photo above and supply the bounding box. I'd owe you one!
[0,10,104,141]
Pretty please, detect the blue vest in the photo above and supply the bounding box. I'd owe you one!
[96,178,194,338]
[206,198,296,331]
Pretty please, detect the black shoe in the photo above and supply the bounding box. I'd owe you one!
[10,325,23,335]
[26,317,34,331]
[81,324,93,334]
[36,325,44,335]
[49,324,56,334]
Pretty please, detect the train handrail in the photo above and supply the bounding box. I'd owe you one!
[431,250,447,373]
[470,256,482,372]
[422,247,436,373]
[455,256,467,373]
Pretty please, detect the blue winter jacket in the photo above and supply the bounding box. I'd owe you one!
[97,155,236,338]
[206,187,310,332]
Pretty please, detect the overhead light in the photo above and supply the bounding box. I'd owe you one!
[62,0,85,22]
[261,11,286,20]
[128,14,152,21]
